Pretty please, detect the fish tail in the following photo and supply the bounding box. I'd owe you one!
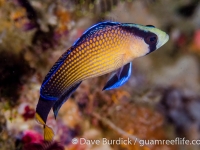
[35,96,55,140]
[35,112,54,141]
[44,124,54,141]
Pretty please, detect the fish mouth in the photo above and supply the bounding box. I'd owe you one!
[156,32,169,49]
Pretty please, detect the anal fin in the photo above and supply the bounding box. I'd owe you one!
[53,81,82,119]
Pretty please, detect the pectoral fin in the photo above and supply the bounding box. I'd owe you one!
[103,62,132,91]
[53,81,82,119]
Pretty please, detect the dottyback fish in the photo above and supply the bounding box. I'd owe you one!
[35,21,169,141]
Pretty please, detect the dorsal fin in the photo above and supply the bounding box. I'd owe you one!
[72,21,120,46]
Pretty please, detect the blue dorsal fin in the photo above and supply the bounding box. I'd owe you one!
[41,47,74,89]
[72,21,120,46]
[103,62,132,91]
[53,81,82,119]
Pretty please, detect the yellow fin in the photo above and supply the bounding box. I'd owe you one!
[44,125,54,141]
[35,113,45,125]
[35,113,54,141]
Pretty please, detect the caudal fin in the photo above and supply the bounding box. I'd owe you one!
[44,124,54,141]
[35,113,54,141]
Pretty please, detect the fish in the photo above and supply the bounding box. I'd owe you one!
[35,21,169,141]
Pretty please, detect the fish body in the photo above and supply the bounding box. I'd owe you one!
[36,22,169,141]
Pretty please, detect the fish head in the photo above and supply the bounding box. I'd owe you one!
[121,23,169,58]
[142,24,169,54]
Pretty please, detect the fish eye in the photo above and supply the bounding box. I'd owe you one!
[145,35,157,44]
[146,25,155,28]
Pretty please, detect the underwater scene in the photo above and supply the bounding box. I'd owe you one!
[0,0,200,150]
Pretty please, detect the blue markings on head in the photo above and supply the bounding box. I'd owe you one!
[72,21,120,46]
